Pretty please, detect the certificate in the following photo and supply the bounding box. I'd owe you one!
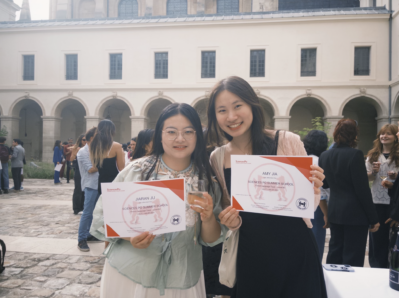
[101,178,186,238]
[231,155,315,219]
[54,164,62,172]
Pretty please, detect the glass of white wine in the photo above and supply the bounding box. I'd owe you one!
[188,180,207,209]
[380,171,388,181]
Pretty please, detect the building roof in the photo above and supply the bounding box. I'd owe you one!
[0,6,390,28]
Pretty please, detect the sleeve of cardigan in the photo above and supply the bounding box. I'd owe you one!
[350,150,379,225]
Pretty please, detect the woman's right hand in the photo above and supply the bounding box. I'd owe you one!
[219,206,240,230]
[129,232,155,249]
[372,162,381,173]
[369,222,380,233]
[382,180,393,189]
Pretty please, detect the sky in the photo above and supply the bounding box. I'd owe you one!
[14,0,50,21]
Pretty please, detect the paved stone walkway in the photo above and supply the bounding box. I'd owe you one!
[0,179,105,298]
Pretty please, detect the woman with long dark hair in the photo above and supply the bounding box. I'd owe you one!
[365,124,399,268]
[132,129,154,161]
[89,119,125,194]
[70,134,86,215]
[206,76,327,298]
[53,140,63,184]
[90,103,225,297]
[303,130,330,261]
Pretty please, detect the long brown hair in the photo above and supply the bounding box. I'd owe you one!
[89,119,116,167]
[366,124,399,166]
[205,76,274,155]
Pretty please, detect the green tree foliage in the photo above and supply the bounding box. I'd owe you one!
[294,117,333,146]
[0,125,8,137]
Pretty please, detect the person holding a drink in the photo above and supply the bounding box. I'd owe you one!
[366,124,399,268]
[90,103,226,298]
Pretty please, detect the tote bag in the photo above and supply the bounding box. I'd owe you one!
[218,229,239,288]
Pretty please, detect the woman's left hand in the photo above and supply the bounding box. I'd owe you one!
[310,165,325,195]
[190,193,215,223]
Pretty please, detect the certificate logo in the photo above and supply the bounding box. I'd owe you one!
[296,198,309,210]
[122,188,170,233]
[170,215,181,225]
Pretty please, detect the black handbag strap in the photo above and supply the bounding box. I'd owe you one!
[272,130,280,155]
[0,239,6,273]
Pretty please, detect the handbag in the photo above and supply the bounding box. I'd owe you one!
[218,229,239,288]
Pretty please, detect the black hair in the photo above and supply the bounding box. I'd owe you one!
[132,137,137,142]
[303,130,328,157]
[62,141,68,145]
[122,144,128,151]
[0,137,6,143]
[53,140,61,150]
[85,127,97,142]
[133,129,155,160]
[206,76,275,155]
[90,119,116,167]
[144,103,215,192]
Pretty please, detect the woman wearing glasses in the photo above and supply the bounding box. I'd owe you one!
[90,103,226,298]
[70,134,86,215]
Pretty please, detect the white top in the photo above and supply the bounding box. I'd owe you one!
[366,154,399,205]
[311,155,330,202]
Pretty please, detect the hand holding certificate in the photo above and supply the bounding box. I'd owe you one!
[101,178,186,238]
[231,155,315,219]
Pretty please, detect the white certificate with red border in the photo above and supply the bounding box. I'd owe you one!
[101,178,186,238]
[231,155,315,219]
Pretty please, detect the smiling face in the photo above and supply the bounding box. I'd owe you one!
[380,129,397,146]
[215,90,253,138]
[130,140,136,152]
[161,114,196,161]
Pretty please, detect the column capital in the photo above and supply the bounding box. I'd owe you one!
[273,116,291,120]
[130,116,149,120]
[41,116,62,121]
[375,115,390,121]
[84,116,103,120]
[0,116,20,121]
[323,116,344,120]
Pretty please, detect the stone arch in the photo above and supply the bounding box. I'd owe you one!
[288,94,330,133]
[96,96,134,143]
[141,95,175,129]
[340,94,386,154]
[9,96,45,160]
[192,96,209,126]
[52,96,89,143]
[258,96,277,128]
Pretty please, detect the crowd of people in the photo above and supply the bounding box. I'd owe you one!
[4,75,399,298]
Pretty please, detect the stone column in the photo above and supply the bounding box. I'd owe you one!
[273,116,290,131]
[42,116,62,162]
[376,116,390,131]
[130,116,148,138]
[85,116,102,130]
[391,114,399,126]
[0,116,20,147]
[74,120,86,139]
[323,116,343,140]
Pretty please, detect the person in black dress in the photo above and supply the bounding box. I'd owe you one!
[89,119,125,195]
[205,76,327,298]
[70,134,86,214]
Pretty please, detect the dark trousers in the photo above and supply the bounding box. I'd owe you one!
[369,204,391,268]
[72,162,85,213]
[66,161,71,182]
[11,167,22,191]
[59,161,66,178]
[327,223,369,267]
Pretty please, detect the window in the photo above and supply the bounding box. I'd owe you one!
[66,54,78,80]
[201,51,216,78]
[217,0,239,14]
[155,52,168,79]
[23,55,34,81]
[354,47,370,76]
[167,0,187,16]
[250,50,265,77]
[300,48,316,77]
[109,54,122,80]
[118,0,138,18]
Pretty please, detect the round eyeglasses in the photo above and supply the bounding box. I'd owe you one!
[162,129,196,141]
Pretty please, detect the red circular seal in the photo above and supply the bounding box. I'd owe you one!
[247,163,296,212]
[122,188,170,234]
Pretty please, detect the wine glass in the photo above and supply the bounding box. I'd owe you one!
[188,180,207,208]
[380,171,387,181]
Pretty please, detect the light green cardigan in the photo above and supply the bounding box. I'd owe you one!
[90,156,226,295]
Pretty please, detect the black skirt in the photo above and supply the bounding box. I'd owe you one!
[232,212,327,298]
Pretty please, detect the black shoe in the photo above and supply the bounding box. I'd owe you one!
[3,189,8,194]
[78,240,90,252]
[73,210,79,215]
[86,235,103,243]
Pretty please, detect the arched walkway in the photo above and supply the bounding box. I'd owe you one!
[193,97,209,126]
[288,97,328,133]
[53,98,88,143]
[341,96,380,155]
[144,98,174,129]
[97,97,133,144]
[259,97,275,128]
[10,98,44,160]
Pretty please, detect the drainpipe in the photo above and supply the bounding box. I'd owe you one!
[107,0,109,18]
[71,0,74,19]
[389,0,392,123]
